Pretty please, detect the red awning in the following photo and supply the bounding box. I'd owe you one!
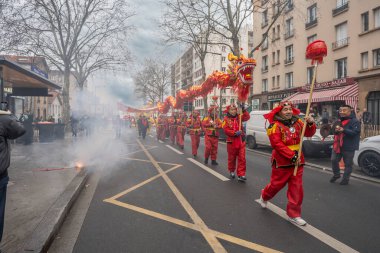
[284,83,358,108]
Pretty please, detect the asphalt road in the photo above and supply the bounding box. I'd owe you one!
[51,129,380,253]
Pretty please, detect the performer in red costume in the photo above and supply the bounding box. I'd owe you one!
[186,110,202,158]
[222,104,250,181]
[258,101,316,226]
[168,112,178,145]
[176,111,187,149]
[156,114,166,141]
[202,106,222,165]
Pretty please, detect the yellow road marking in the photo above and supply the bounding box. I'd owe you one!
[136,139,227,253]
[104,198,282,253]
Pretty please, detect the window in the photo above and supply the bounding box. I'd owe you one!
[375,8,380,28]
[307,67,314,84]
[361,12,369,32]
[272,76,275,88]
[222,89,226,94]
[222,98,226,105]
[277,25,280,39]
[285,0,293,12]
[262,35,268,49]
[262,10,268,27]
[230,99,235,104]
[262,79,268,92]
[262,55,268,71]
[222,46,226,52]
[361,52,368,69]
[272,52,276,65]
[336,0,347,8]
[277,50,280,64]
[334,22,348,48]
[307,34,317,44]
[373,49,380,67]
[285,45,293,62]
[222,67,226,72]
[222,57,226,62]
[276,75,280,87]
[307,4,317,23]
[273,0,280,16]
[285,72,293,88]
[335,58,347,79]
[285,18,294,38]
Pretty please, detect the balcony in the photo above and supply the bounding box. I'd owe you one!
[285,4,294,13]
[305,18,318,29]
[284,29,294,40]
[284,57,294,65]
[332,37,350,50]
[332,2,349,16]
[261,20,268,28]
[261,66,268,73]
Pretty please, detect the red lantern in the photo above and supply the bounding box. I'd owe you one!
[212,96,218,101]
[306,40,327,64]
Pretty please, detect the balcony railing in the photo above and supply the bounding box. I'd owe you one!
[332,37,350,50]
[284,29,294,39]
[305,18,318,29]
[285,4,294,13]
[284,57,294,64]
[261,66,268,73]
[332,2,349,16]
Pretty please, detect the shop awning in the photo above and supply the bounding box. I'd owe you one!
[284,83,358,108]
[0,57,61,96]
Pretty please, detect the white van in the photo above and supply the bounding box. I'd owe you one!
[245,110,334,157]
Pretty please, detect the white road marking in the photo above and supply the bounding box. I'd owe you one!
[149,135,153,138]
[165,145,184,155]
[159,140,164,143]
[254,200,359,253]
[187,158,230,181]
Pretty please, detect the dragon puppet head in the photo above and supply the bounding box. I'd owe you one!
[228,53,256,85]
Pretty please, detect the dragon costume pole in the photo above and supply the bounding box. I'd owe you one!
[294,40,327,176]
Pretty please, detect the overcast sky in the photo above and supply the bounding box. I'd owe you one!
[91,0,184,107]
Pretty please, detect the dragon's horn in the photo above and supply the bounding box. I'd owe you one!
[228,53,238,62]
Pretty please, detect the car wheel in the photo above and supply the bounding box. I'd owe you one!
[247,136,257,149]
[359,151,380,177]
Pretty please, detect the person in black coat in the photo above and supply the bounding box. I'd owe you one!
[330,104,361,185]
[0,102,25,243]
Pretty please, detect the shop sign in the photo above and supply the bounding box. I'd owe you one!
[4,87,12,94]
[267,91,296,101]
[304,77,354,91]
[252,99,260,110]
[31,65,48,79]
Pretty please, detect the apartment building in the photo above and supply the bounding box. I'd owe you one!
[251,0,380,124]
[171,25,255,116]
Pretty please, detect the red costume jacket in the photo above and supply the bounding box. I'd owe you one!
[223,111,250,146]
[267,117,316,168]
[202,116,222,137]
[186,116,202,135]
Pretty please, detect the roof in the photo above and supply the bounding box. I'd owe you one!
[0,56,61,90]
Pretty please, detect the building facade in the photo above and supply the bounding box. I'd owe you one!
[171,25,255,116]
[251,0,380,124]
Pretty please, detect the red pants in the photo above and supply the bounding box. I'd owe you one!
[176,128,185,148]
[169,127,177,144]
[204,135,218,160]
[190,134,200,155]
[227,142,246,176]
[262,166,304,218]
[157,126,166,141]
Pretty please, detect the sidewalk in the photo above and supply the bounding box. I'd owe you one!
[1,136,88,253]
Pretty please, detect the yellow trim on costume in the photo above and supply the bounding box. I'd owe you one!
[267,123,277,136]
[287,144,300,151]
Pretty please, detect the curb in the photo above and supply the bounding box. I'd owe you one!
[21,170,89,253]
[246,148,380,185]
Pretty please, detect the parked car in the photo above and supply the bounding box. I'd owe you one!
[353,135,380,177]
[245,110,333,157]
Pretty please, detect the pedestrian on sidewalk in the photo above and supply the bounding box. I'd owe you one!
[330,104,361,185]
[259,101,316,226]
[186,110,202,158]
[202,106,222,165]
[0,102,25,243]
[222,103,250,182]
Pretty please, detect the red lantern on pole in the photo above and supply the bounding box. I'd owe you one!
[306,40,327,65]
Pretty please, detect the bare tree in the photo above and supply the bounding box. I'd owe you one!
[7,0,133,123]
[134,59,171,105]
[161,0,221,112]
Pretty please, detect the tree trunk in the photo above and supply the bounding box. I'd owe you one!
[232,37,240,56]
[201,60,208,114]
[62,64,71,124]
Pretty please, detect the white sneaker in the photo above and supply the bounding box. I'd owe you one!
[258,195,267,208]
[288,217,307,226]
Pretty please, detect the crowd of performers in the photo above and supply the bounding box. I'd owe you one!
[152,101,318,227]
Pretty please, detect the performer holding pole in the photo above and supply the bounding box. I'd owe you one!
[202,105,222,165]
[258,40,326,226]
[186,110,202,158]
[176,111,187,150]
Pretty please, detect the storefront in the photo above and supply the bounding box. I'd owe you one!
[267,88,298,110]
[251,93,268,111]
[284,78,358,122]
